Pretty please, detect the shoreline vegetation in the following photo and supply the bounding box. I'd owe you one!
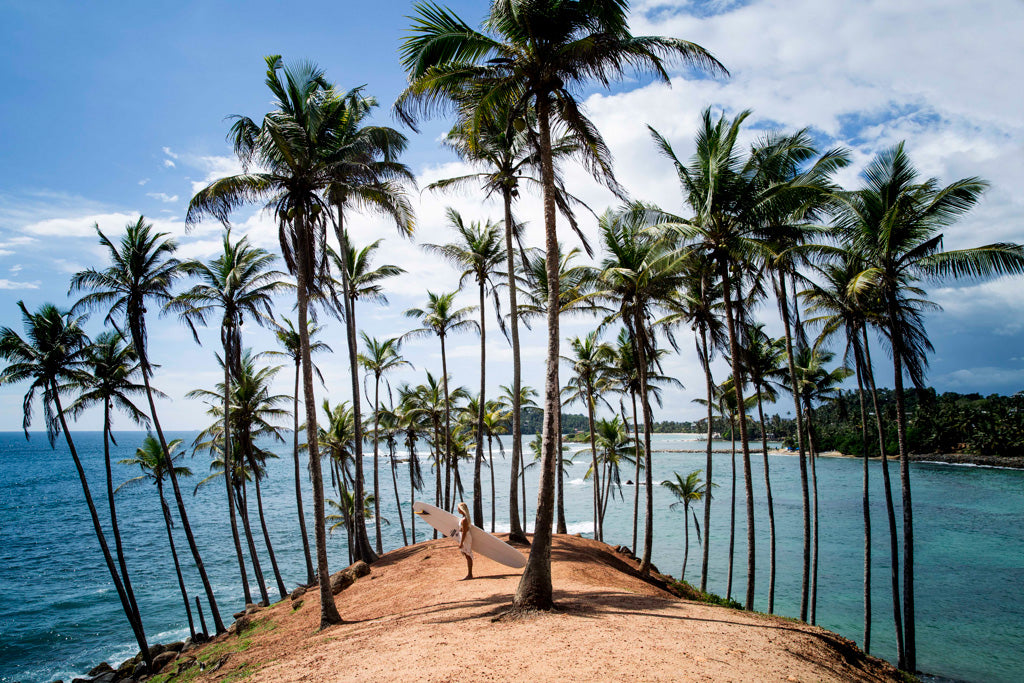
[3,1,1023,680]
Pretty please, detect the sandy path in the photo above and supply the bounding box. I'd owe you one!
[196,535,901,683]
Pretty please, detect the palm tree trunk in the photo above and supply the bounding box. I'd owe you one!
[158,480,196,638]
[53,390,152,669]
[223,345,252,606]
[502,188,526,542]
[854,347,871,653]
[755,387,776,614]
[514,92,558,611]
[556,405,567,535]
[488,435,496,533]
[699,329,714,593]
[805,398,820,625]
[777,271,810,621]
[630,390,641,553]
[521,447,528,528]
[863,328,904,666]
[440,334,453,511]
[372,375,383,554]
[102,401,144,634]
[682,502,690,579]
[586,391,601,541]
[727,411,736,601]
[719,260,755,610]
[635,311,656,576]
[432,419,441,538]
[254,473,288,599]
[474,279,486,527]
[293,362,315,585]
[887,297,915,671]
[238,478,270,605]
[140,366,225,633]
[294,225,344,628]
[389,438,408,546]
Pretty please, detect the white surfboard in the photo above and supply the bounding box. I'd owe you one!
[412,501,527,569]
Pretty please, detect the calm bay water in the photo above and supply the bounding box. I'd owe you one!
[1,431,1022,682]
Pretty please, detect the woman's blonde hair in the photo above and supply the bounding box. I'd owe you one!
[457,502,470,517]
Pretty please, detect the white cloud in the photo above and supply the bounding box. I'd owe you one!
[138,178,150,186]
[162,146,179,159]
[0,278,39,290]
[9,264,22,274]
[146,192,179,203]
[163,159,176,168]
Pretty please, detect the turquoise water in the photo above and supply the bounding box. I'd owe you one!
[1,431,1022,682]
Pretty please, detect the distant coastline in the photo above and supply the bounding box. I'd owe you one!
[767,447,1024,470]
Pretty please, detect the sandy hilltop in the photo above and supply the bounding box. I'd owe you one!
[100,534,905,683]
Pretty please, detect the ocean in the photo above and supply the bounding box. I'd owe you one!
[1,430,1022,682]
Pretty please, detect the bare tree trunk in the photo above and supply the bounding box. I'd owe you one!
[295,223,343,627]
[805,398,819,625]
[433,419,441,538]
[586,391,601,541]
[755,388,776,614]
[390,437,408,546]
[54,391,151,669]
[727,411,736,601]
[854,347,871,653]
[635,311,656,576]
[223,341,252,606]
[630,391,641,553]
[502,188,526,542]
[254,474,288,599]
[474,279,486,527]
[514,94,558,610]
[682,503,690,579]
[699,330,714,593]
[238,478,270,605]
[158,480,196,638]
[441,334,453,511]
[292,362,315,584]
[777,271,810,621]
[488,435,496,533]
[556,405,567,535]
[372,375,383,554]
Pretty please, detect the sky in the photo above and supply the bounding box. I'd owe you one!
[0,0,1022,432]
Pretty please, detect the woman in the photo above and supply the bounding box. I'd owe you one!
[455,501,473,580]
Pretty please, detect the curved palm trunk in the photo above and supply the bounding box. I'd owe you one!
[720,261,755,610]
[727,411,736,601]
[292,362,315,584]
[102,401,144,634]
[157,479,196,638]
[238,478,270,605]
[556,404,567,535]
[586,390,601,541]
[887,298,916,672]
[474,279,486,527]
[630,390,641,553]
[514,94,558,610]
[488,435,496,533]
[502,188,526,542]
[389,438,408,545]
[337,221,378,565]
[294,228,344,628]
[805,398,820,625]
[635,312,656,576]
[777,271,810,621]
[755,387,777,614]
[223,348,252,606]
[699,330,714,593]
[140,367,225,633]
[253,473,288,599]
[682,502,690,579]
[863,332,905,666]
[432,417,442,538]
[521,449,528,528]
[854,349,871,653]
[372,375,383,554]
[53,391,151,669]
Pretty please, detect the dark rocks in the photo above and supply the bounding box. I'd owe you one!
[349,560,371,579]
[330,560,372,595]
[131,661,147,678]
[165,641,184,653]
[148,643,167,659]
[87,663,113,677]
[151,651,177,673]
[290,585,307,600]
[91,673,116,683]
[229,613,251,635]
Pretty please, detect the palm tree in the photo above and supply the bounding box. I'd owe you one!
[171,229,285,605]
[591,416,636,529]
[481,400,509,533]
[66,331,153,639]
[835,143,1024,669]
[323,85,415,566]
[424,208,506,528]
[118,436,196,638]
[262,317,332,585]
[0,303,153,666]
[591,209,686,574]
[562,331,614,540]
[186,56,347,627]
[427,105,586,543]
[395,383,428,543]
[70,217,225,633]
[397,0,726,611]
[499,383,539,530]
[661,470,713,581]
[358,334,412,553]
[404,291,477,510]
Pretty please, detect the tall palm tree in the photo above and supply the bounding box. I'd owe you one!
[396,383,428,543]
[0,303,153,666]
[404,291,477,510]
[562,331,614,540]
[661,470,713,581]
[427,104,586,543]
[424,208,506,527]
[591,416,636,530]
[70,217,226,633]
[481,400,509,533]
[66,331,153,638]
[262,317,332,585]
[397,0,726,611]
[171,229,285,605]
[323,86,415,566]
[499,383,539,530]
[358,334,412,553]
[591,209,686,574]
[186,56,347,627]
[835,143,1024,669]
[118,436,196,638]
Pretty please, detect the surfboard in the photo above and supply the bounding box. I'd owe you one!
[412,501,527,569]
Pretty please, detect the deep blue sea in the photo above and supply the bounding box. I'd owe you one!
[1,431,1022,682]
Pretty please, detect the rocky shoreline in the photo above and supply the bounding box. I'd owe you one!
[767,447,1024,470]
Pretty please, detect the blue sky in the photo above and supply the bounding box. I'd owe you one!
[1,0,1022,431]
